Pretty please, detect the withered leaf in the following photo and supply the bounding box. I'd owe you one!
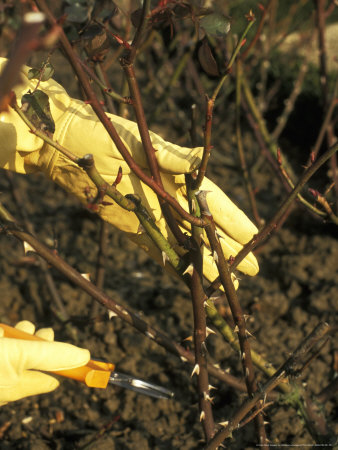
[197,37,220,77]
[21,90,55,136]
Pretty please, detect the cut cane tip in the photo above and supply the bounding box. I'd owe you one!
[24,12,46,24]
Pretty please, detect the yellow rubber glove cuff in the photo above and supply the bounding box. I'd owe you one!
[0,57,259,282]
[0,321,90,406]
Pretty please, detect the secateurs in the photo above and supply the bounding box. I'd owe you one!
[0,323,174,400]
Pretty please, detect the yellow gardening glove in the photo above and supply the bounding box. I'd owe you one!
[0,320,90,406]
[0,57,259,283]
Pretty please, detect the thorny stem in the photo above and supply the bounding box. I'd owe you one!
[0,201,247,392]
[205,322,330,449]
[198,183,267,446]
[197,192,259,398]
[34,0,205,228]
[190,248,215,440]
[185,176,215,440]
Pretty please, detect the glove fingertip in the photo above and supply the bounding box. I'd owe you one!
[15,320,35,335]
[71,348,91,368]
[35,328,54,342]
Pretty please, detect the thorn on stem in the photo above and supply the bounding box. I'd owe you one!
[191,364,200,377]
[203,392,214,403]
[162,250,169,266]
[206,327,216,337]
[23,241,35,254]
[245,329,255,338]
[182,263,194,276]
[219,421,229,427]
[112,166,123,187]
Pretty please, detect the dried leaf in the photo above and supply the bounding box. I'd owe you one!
[197,37,220,77]
[21,90,55,135]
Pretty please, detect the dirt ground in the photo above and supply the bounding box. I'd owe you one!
[0,17,338,450]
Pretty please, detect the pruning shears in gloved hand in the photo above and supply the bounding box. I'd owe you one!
[0,321,174,406]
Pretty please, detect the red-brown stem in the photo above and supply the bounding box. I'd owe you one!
[121,62,187,246]
[34,0,205,228]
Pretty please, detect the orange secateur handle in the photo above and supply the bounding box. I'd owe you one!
[0,323,115,389]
